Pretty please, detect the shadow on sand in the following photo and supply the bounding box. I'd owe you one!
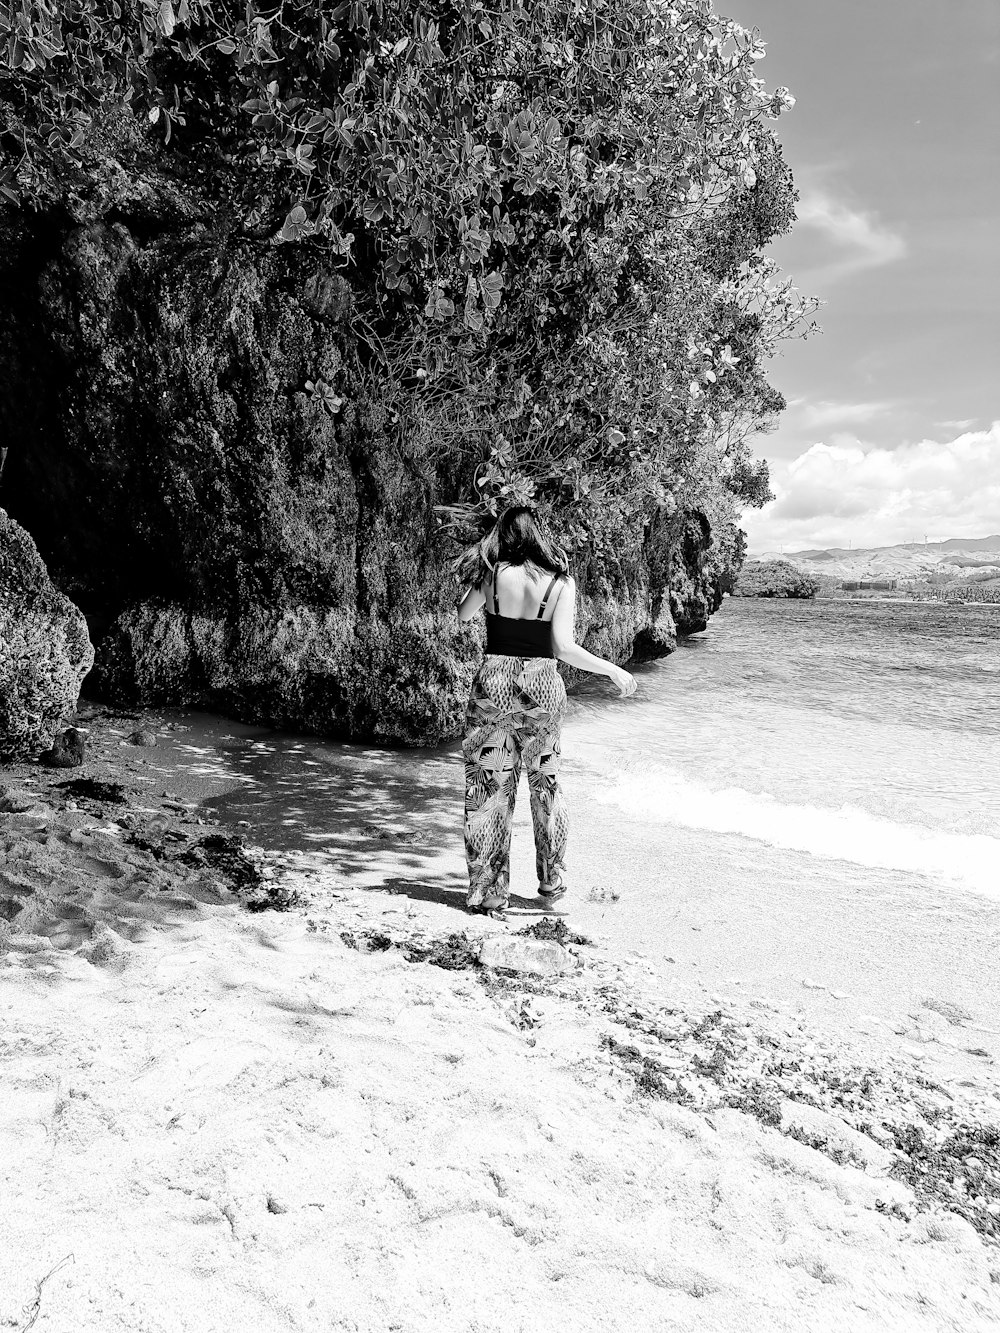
[164,726,477,912]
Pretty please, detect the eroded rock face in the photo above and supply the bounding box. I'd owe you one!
[2,222,484,743]
[91,604,479,746]
[0,509,94,762]
[0,221,725,744]
[667,511,726,636]
[3,222,367,620]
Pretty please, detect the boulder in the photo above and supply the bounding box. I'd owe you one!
[0,509,94,762]
[40,726,87,767]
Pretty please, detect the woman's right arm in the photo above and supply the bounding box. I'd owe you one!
[551,577,637,697]
[456,581,487,623]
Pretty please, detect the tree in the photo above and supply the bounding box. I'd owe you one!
[2,0,817,561]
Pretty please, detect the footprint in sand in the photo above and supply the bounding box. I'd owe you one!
[82,855,128,881]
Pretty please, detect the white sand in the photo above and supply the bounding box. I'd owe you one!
[1,713,999,1331]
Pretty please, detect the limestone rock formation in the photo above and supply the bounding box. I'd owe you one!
[666,511,727,636]
[733,559,819,599]
[0,222,729,744]
[0,509,94,762]
[92,604,479,746]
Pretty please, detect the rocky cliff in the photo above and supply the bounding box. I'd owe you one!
[0,217,727,746]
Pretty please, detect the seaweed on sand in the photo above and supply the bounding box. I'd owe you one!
[403,933,481,970]
[183,833,303,912]
[325,908,1000,1248]
[783,1124,867,1169]
[601,1034,695,1106]
[339,929,395,954]
[127,827,301,912]
[886,1121,1000,1242]
[689,1010,726,1041]
[339,929,481,971]
[722,1081,783,1129]
[516,917,590,947]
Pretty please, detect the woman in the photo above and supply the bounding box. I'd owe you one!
[456,506,637,917]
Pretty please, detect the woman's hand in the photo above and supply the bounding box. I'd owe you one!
[608,665,638,697]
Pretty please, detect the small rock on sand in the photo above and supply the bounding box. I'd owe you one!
[478,936,575,977]
[128,729,158,747]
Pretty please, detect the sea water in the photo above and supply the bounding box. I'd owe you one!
[566,598,1000,901]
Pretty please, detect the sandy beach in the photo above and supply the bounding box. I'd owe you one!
[3,0,998,1324]
[1,703,998,1332]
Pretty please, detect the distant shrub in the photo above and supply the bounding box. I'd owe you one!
[733,559,818,599]
[949,580,1000,604]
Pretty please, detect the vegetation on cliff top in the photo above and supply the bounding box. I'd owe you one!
[2,0,817,569]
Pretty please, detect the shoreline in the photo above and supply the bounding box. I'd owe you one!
[731,594,999,607]
[1,704,999,1330]
[813,595,999,606]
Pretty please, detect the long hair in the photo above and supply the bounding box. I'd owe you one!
[455,506,570,589]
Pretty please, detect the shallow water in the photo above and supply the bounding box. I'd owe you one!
[568,598,1000,900]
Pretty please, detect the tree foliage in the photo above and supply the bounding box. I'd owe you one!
[1,0,819,561]
[733,559,818,599]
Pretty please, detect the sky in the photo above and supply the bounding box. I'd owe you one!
[725,0,1000,554]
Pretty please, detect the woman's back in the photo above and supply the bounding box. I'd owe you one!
[488,561,561,621]
[483,561,563,660]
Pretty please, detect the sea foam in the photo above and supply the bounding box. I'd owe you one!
[594,765,1000,900]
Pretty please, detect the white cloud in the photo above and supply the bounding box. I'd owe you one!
[795,190,906,283]
[795,399,895,429]
[936,418,977,432]
[744,422,1000,553]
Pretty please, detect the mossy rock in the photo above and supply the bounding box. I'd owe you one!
[0,508,94,761]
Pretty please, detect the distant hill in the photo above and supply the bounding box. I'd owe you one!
[789,535,1000,558]
[755,535,1000,583]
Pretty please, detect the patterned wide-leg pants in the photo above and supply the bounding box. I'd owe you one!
[462,655,569,910]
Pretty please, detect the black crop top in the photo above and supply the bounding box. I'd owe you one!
[484,562,563,658]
